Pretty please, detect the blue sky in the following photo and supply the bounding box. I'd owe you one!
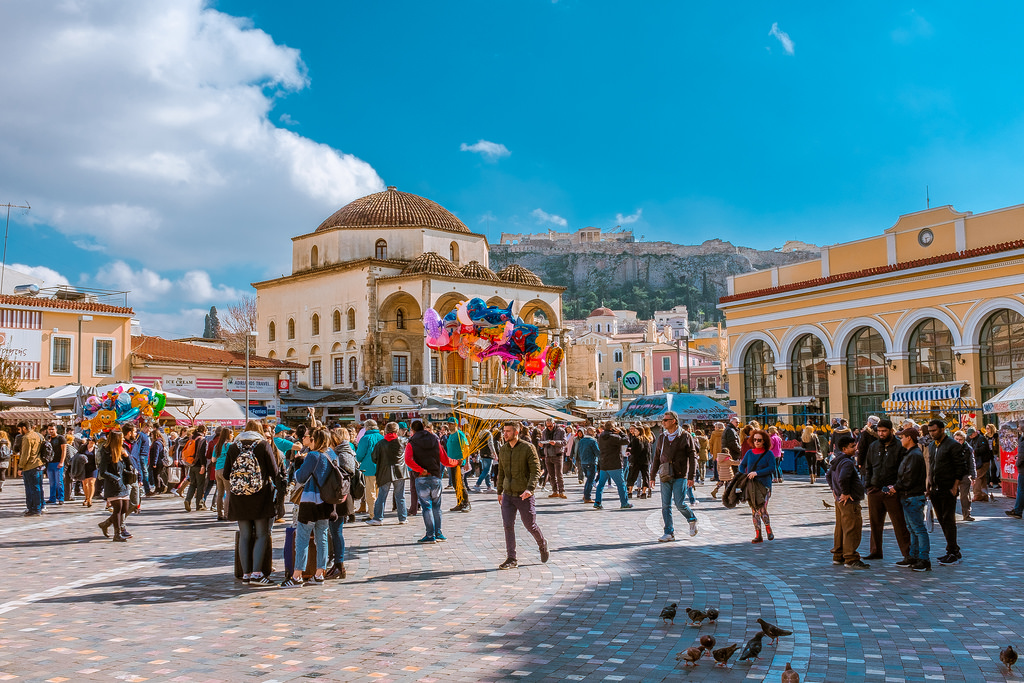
[2,1,1024,337]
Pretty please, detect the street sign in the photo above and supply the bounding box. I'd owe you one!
[621,371,643,392]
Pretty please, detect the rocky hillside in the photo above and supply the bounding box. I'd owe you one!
[490,238,818,323]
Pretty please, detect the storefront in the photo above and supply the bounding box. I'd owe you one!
[357,388,421,424]
[982,377,1023,499]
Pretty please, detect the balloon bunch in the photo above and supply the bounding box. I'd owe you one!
[424,298,565,379]
[80,386,167,436]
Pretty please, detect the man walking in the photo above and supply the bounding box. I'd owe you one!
[183,425,209,512]
[355,419,382,518]
[927,419,967,565]
[828,435,869,569]
[540,417,568,499]
[44,423,67,505]
[968,427,992,502]
[495,421,548,569]
[577,427,600,503]
[18,423,45,516]
[447,422,472,512]
[405,420,459,543]
[367,422,407,525]
[594,422,631,509]
[650,411,699,542]
[127,422,152,498]
[862,419,911,562]
[722,416,741,463]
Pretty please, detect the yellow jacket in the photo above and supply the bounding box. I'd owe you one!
[18,430,44,471]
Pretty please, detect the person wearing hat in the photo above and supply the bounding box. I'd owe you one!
[857,415,881,469]
[894,426,930,571]
[862,418,911,563]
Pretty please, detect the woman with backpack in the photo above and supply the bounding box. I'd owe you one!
[97,432,132,542]
[225,420,280,586]
[282,427,341,588]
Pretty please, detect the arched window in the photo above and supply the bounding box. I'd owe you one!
[613,350,623,363]
[347,308,356,331]
[333,310,341,333]
[348,356,358,385]
[980,309,1024,403]
[287,318,295,340]
[268,321,276,342]
[310,245,319,268]
[375,239,387,260]
[846,327,888,430]
[792,334,830,421]
[743,340,776,420]
[311,313,320,336]
[396,308,405,330]
[449,241,459,264]
[909,318,954,384]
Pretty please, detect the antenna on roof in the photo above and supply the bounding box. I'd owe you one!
[926,185,930,209]
[0,201,31,295]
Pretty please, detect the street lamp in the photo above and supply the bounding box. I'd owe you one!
[77,315,92,384]
[245,330,258,419]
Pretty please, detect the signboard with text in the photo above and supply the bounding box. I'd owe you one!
[163,375,197,392]
[369,390,415,406]
[226,376,276,397]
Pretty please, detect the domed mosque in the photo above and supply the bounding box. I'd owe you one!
[254,187,564,408]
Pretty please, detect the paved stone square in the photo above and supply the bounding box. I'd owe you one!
[0,475,1021,682]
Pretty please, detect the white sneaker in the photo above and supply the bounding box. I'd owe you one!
[689,520,699,537]
[397,519,408,524]
[365,519,383,526]
[658,533,676,542]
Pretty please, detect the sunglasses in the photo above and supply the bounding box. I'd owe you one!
[752,438,765,443]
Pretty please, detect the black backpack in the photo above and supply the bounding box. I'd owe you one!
[40,438,55,464]
[317,452,350,505]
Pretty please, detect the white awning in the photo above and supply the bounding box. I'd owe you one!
[163,397,246,426]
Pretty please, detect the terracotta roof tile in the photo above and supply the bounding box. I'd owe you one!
[131,336,307,369]
[0,294,133,315]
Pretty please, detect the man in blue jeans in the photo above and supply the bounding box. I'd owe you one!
[18,423,46,516]
[404,421,459,543]
[650,411,699,542]
[594,422,630,509]
[576,427,600,503]
[44,423,67,505]
[1005,431,1024,520]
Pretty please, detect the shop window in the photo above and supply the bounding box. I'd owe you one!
[908,318,954,384]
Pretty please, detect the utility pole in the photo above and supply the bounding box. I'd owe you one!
[0,201,31,294]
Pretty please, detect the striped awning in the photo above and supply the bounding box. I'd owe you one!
[882,382,975,415]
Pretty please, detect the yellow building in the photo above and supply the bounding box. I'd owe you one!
[718,204,1024,427]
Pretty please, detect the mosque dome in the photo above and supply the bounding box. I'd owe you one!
[460,261,499,281]
[496,264,544,286]
[401,252,462,278]
[316,186,469,234]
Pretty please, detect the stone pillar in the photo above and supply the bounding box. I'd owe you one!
[826,356,848,423]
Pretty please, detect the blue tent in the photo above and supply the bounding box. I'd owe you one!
[615,393,735,422]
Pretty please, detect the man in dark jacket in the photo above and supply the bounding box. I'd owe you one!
[576,427,600,503]
[184,425,209,512]
[649,411,699,542]
[722,416,741,460]
[367,422,407,525]
[404,421,459,543]
[862,419,910,561]
[968,427,992,502]
[926,419,967,565]
[594,422,630,509]
[540,418,568,499]
[857,416,880,469]
[828,435,868,568]
[495,421,548,570]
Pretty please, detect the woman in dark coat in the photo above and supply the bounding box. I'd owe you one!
[97,432,131,542]
[224,421,280,586]
[626,425,651,499]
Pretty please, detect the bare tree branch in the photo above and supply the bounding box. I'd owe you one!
[221,295,258,352]
[0,340,26,396]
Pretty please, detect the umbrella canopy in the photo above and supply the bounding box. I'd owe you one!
[983,376,1024,415]
[93,382,194,407]
[0,394,28,405]
[615,393,735,422]
[14,384,90,409]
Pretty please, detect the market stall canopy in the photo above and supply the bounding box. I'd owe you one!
[94,382,193,407]
[14,384,90,409]
[0,407,59,425]
[754,397,816,406]
[983,376,1024,415]
[163,397,246,426]
[882,381,976,415]
[615,393,735,422]
[0,394,28,405]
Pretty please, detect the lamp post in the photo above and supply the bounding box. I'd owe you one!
[245,330,258,419]
[77,315,92,384]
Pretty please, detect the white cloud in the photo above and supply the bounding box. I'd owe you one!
[615,209,643,224]
[6,263,71,287]
[531,208,568,227]
[769,22,795,55]
[0,1,384,269]
[135,308,210,339]
[87,260,243,305]
[460,139,511,161]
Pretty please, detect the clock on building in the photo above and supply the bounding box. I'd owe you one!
[918,228,934,246]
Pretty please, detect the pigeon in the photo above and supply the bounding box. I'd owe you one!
[757,617,793,644]
[660,603,677,625]
[781,662,800,682]
[738,632,765,661]
[822,499,833,509]
[676,646,704,667]
[686,607,709,626]
[706,607,720,623]
[700,634,716,653]
[1001,645,1018,673]
[712,643,739,668]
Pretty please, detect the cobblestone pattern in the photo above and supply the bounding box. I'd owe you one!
[0,476,1021,682]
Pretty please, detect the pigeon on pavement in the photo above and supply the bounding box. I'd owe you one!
[781,662,800,682]
[660,603,677,625]
[822,500,833,509]
[757,617,793,644]
[712,643,740,668]
[676,646,704,667]
[738,632,765,661]
[686,607,709,626]
[699,634,716,653]
[706,607,720,622]
[1001,645,1018,673]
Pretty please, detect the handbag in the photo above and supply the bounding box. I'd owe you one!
[657,462,673,483]
[289,482,304,505]
[167,467,181,485]
[122,462,138,485]
[926,499,935,532]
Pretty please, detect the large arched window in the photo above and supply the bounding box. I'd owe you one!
[311,313,320,336]
[980,309,1024,403]
[396,308,405,330]
[347,308,356,331]
[449,241,459,264]
[333,310,341,333]
[268,321,276,342]
[743,340,776,420]
[287,318,295,340]
[375,239,387,260]
[847,327,888,429]
[310,245,319,268]
[792,334,830,421]
[348,356,358,385]
[908,318,954,384]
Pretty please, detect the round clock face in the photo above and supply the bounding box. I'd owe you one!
[918,228,934,246]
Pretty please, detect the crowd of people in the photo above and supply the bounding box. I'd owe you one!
[3,406,1022,586]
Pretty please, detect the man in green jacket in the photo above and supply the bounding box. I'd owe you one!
[495,421,549,570]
